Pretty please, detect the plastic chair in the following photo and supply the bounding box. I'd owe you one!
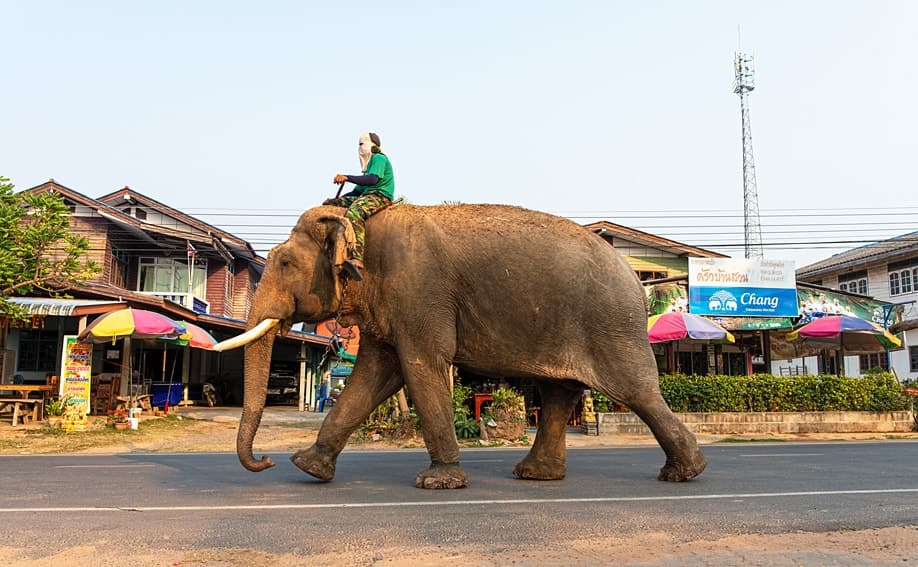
[315,384,335,413]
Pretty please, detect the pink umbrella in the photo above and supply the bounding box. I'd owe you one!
[786,315,901,353]
[647,312,735,343]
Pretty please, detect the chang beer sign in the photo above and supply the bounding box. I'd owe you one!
[688,258,799,317]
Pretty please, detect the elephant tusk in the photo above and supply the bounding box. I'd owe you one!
[212,318,280,351]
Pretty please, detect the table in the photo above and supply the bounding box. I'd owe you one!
[473,393,493,421]
[0,384,53,400]
[0,385,53,426]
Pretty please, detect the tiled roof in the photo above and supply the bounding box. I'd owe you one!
[797,231,918,279]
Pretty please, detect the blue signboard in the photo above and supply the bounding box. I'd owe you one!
[688,258,799,318]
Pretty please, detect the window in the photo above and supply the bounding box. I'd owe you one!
[859,353,889,372]
[17,330,58,372]
[110,246,128,289]
[637,270,667,281]
[138,257,207,297]
[888,260,918,296]
[911,346,918,373]
[838,270,868,295]
[889,268,917,296]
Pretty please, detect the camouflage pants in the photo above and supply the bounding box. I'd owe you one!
[322,192,391,261]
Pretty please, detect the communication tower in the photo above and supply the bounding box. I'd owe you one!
[733,52,764,259]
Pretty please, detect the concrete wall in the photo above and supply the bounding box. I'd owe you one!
[598,411,916,435]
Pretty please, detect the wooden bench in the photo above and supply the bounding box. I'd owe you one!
[0,398,42,426]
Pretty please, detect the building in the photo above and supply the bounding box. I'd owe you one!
[583,220,728,280]
[796,231,918,381]
[1,180,330,409]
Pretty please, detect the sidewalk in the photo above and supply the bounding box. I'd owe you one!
[175,405,330,427]
[171,406,918,447]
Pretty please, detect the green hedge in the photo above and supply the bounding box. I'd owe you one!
[656,372,910,413]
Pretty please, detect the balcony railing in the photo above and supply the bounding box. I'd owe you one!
[140,292,210,314]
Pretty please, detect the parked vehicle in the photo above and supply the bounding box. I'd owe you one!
[266,372,298,405]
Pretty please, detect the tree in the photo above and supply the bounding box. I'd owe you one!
[0,176,100,321]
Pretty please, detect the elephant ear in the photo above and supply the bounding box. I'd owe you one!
[316,214,357,270]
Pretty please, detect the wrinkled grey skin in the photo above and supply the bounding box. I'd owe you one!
[236,204,707,488]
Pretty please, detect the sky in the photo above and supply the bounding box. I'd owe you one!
[3,1,917,267]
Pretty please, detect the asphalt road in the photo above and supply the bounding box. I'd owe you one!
[2,441,917,562]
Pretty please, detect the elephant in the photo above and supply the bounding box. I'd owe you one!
[214,203,707,488]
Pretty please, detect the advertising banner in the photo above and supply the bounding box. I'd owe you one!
[688,258,799,318]
[646,280,794,331]
[796,285,900,327]
[60,335,92,416]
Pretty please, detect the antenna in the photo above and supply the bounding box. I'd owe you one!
[733,51,764,259]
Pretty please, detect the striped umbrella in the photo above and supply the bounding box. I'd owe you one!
[786,315,901,353]
[77,308,186,344]
[647,312,735,343]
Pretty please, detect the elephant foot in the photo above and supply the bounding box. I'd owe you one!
[513,454,566,480]
[415,463,469,489]
[657,450,708,482]
[290,446,337,481]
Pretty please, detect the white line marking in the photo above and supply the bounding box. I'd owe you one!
[3,488,917,513]
[54,464,157,469]
[740,453,824,457]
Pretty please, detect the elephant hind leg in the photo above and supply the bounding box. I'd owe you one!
[513,381,582,481]
[625,388,707,481]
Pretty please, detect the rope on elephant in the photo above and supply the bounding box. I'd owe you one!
[319,277,350,369]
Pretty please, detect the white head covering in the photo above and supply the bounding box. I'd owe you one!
[358,133,374,172]
[358,132,381,172]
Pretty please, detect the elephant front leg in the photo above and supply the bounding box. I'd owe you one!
[514,381,582,481]
[400,351,469,489]
[291,341,402,481]
[412,397,469,488]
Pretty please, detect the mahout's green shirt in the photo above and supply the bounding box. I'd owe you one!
[355,153,394,200]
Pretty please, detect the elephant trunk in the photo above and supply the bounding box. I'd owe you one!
[236,326,278,472]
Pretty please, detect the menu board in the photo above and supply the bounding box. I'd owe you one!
[59,335,93,416]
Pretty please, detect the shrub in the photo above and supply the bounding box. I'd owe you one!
[452,379,473,420]
[45,395,73,417]
[591,391,612,413]
[488,387,526,423]
[656,372,909,413]
[454,416,480,439]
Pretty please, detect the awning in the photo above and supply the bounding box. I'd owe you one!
[5,298,127,317]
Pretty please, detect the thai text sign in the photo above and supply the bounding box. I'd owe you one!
[688,258,798,317]
[60,335,92,415]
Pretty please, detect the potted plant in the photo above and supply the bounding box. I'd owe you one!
[45,395,73,429]
[482,387,526,441]
[107,408,130,430]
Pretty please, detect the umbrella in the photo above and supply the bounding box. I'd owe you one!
[172,321,218,350]
[78,308,186,344]
[786,315,901,353]
[647,312,735,344]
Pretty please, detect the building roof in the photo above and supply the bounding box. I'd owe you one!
[95,186,264,266]
[797,231,918,279]
[582,220,728,258]
[25,180,266,273]
[5,298,127,317]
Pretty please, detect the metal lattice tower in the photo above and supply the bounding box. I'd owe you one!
[734,52,764,259]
